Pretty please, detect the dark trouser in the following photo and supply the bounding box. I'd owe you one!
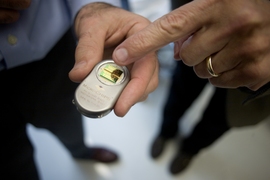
[160,61,208,138]
[163,0,230,155]
[171,0,191,9]
[1,29,85,179]
[181,87,229,155]
[159,61,229,155]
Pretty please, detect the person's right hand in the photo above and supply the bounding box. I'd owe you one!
[0,0,31,23]
[113,0,270,91]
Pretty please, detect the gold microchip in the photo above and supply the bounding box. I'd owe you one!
[99,64,123,83]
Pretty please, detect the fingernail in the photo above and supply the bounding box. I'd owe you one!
[115,48,128,62]
[73,61,86,70]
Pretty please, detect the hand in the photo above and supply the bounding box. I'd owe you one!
[69,3,159,117]
[113,0,270,91]
[0,0,31,23]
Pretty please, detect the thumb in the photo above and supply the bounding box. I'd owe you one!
[69,30,105,83]
[113,1,207,65]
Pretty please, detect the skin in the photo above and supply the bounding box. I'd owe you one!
[1,1,159,117]
[68,3,159,117]
[113,0,270,91]
[0,0,31,23]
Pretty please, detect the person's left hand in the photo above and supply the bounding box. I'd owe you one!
[69,2,159,117]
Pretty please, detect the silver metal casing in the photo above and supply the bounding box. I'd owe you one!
[73,60,130,118]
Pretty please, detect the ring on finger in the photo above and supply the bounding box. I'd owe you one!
[206,56,221,77]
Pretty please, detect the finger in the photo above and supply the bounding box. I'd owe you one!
[207,68,244,89]
[0,0,31,10]
[207,65,253,89]
[209,64,270,91]
[194,47,241,79]
[206,58,270,90]
[69,28,106,83]
[113,0,210,65]
[0,8,19,23]
[141,57,159,100]
[114,53,158,117]
[134,55,159,102]
[193,32,265,79]
[179,24,230,66]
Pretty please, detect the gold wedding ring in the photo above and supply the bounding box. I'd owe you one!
[206,56,220,77]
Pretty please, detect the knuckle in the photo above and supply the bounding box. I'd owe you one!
[249,67,267,81]
[157,12,188,39]
[134,18,151,30]
[130,33,151,55]
[247,36,269,55]
[231,6,261,33]
[180,51,194,66]
[76,33,100,58]
[193,65,205,78]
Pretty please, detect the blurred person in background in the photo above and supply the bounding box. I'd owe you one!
[121,0,130,10]
[0,0,158,179]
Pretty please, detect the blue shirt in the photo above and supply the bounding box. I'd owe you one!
[0,0,120,70]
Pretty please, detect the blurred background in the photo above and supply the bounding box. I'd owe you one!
[27,0,270,179]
